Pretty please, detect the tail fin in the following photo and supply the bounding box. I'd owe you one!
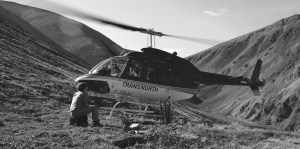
[251,59,262,83]
[250,59,263,103]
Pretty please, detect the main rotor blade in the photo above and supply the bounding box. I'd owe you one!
[36,0,147,32]
[162,34,223,46]
[33,1,223,46]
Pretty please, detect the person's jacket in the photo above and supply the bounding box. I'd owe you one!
[69,91,88,112]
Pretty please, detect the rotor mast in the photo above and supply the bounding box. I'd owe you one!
[142,29,162,48]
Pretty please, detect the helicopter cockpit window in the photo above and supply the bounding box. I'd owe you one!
[128,60,142,78]
[91,57,128,77]
[146,64,165,83]
[110,57,128,77]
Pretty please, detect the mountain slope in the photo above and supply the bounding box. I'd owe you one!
[0,6,89,102]
[186,14,300,131]
[1,1,128,67]
[0,5,90,69]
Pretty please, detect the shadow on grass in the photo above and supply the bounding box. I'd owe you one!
[113,137,146,148]
[0,121,5,127]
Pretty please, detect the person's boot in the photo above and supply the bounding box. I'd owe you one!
[69,117,76,126]
[77,115,88,127]
[92,121,102,127]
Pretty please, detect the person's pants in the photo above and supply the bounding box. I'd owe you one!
[71,105,99,121]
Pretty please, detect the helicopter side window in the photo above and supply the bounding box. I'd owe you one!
[146,64,165,83]
[128,60,142,78]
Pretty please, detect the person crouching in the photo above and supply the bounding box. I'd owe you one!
[70,82,102,127]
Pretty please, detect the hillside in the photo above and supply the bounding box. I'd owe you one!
[1,1,129,67]
[186,14,300,131]
[0,5,90,69]
[0,7,135,148]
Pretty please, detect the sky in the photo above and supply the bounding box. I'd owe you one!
[4,0,300,57]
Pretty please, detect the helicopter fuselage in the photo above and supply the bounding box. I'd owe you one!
[75,47,265,105]
[75,47,200,105]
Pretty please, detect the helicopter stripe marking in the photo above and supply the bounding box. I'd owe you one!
[114,90,133,96]
[76,75,196,93]
[122,82,158,92]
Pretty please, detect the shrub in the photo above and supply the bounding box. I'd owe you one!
[145,126,181,147]
[145,125,199,148]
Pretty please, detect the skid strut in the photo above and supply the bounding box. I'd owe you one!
[108,101,121,118]
[160,99,172,124]
[107,100,172,123]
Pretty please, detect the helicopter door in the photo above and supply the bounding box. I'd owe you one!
[125,59,143,79]
[146,64,165,84]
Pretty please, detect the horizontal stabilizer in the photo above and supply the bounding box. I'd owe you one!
[250,86,262,103]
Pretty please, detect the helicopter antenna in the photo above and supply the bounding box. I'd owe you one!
[120,49,124,56]
[120,45,126,56]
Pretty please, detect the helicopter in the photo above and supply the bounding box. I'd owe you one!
[75,46,264,117]
[36,1,266,119]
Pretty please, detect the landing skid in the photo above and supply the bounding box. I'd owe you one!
[104,100,173,124]
[107,101,150,118]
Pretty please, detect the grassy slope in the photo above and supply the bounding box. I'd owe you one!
[1,8,300,149]
[0,13,129,148]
